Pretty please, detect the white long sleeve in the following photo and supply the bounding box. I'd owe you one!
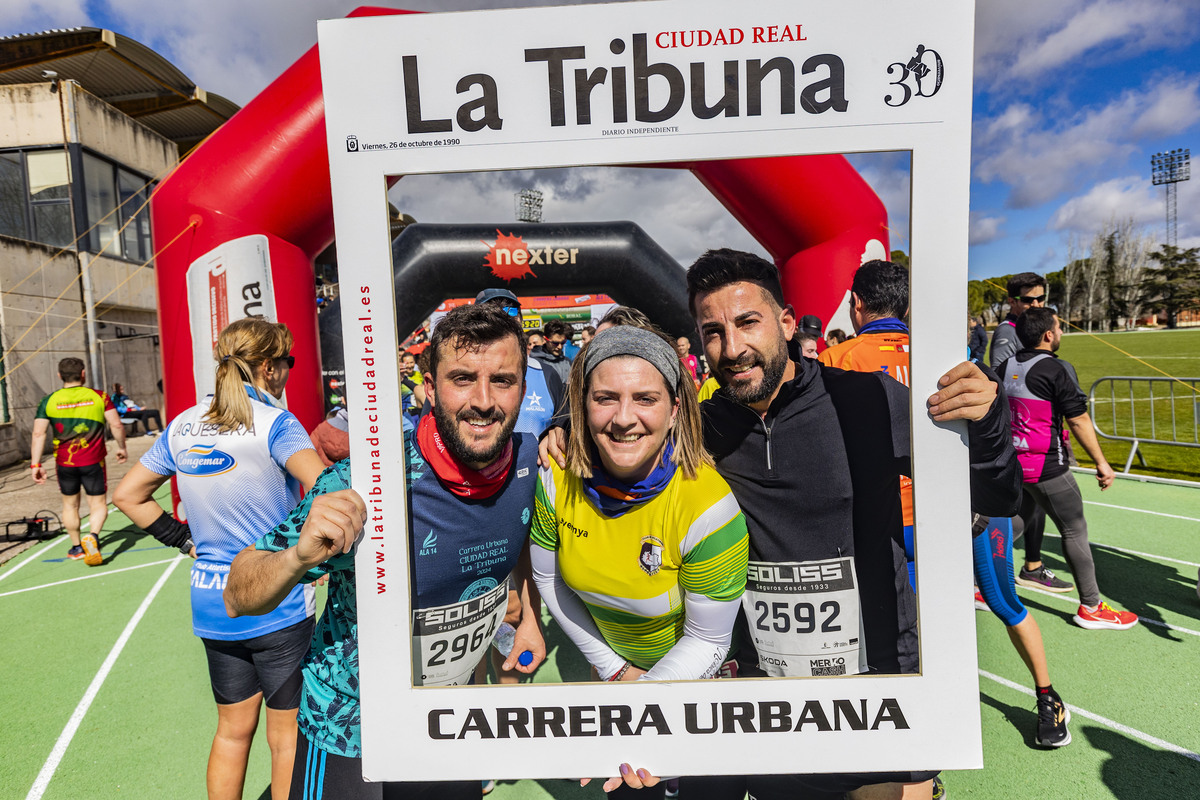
[641,592,740,681]
[530,543,627,680]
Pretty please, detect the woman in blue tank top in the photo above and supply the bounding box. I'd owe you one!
[115,318,324,800]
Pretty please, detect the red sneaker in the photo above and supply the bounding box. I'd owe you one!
[1073,602,1138,630]
[974,589,990,612]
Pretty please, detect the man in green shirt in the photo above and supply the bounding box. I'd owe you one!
[31,357,127,561]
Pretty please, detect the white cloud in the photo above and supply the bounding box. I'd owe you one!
[386,153,911,270]
[387,166,767,268]
[0,0,88,28]
[974,0,1199,90]
[973,75,1200,209]
[0,0,90,35]
[845,151,911,253]
[969,213,1006,245]
[99,0,609,104]
[1048,175,1161,232]
[1008,0,1192,80]
[1034,245,1061,272]
[974,0,1080,78]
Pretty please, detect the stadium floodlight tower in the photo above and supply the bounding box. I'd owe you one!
[514,188,544,223]
[1150,148,1190,247]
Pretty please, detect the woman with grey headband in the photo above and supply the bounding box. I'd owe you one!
[530,325,749,796]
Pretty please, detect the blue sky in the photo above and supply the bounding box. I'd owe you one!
[3,0,1197,279]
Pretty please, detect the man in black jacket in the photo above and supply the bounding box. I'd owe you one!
[687,249,1020,800]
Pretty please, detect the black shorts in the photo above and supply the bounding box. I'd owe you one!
[290,728,478,800]
[202,617,315,709]
[57,462,106,496]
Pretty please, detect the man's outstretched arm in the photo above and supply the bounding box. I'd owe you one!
[226,489,366,617]
[933,362,1022,517]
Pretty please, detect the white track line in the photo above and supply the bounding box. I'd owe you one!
[978,669,1200,763]
[1018,584,1200,638]
[0,504,113,585]
[1083,501,1200,524]
[0,558,178,598]
[1042,533,1200,569]
[25,556,183,800]
[0,535,66,584]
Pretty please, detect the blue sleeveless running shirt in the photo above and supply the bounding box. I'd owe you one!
[514,358,555,437]
[141,386,316,640]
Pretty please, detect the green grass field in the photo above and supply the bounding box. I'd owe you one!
[1019,327,1200,482]
[3,475,1199,799]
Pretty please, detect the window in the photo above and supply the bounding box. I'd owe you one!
[0,147,153,260]
[119,170,152,260]
[84,152,122,257]
[0,152,28,239]
[82,152,153,262]
[26,150,73,248]
[0,323,8,424]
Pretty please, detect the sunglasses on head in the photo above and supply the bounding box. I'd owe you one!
[500,304,521,317]
[1016,294,1046,304]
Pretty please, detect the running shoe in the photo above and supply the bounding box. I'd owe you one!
[931,775,947,799]
[66,545,85,560]
[481,779,495,795]
[1035,693,1071,747]
[1073,602,1138,630]
[974,589,990,612]
[1016,565,1074,593]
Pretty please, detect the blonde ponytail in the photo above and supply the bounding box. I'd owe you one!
[203,318,293,432]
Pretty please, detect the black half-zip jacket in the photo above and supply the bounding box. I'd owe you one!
[701,351,1020,675]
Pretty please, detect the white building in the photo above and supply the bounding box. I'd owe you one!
[0,27,236,465]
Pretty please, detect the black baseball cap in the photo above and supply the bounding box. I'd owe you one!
[799,315,823,336]
[475,288,520,307]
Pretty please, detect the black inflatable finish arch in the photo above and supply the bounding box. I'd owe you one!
[320,221,694,396]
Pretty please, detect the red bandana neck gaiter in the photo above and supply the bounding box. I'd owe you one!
[416,412,513,499]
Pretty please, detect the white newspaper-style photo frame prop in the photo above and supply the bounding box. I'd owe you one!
[320,0,979,782]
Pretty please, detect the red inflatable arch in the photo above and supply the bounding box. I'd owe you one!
[150,6,888,437]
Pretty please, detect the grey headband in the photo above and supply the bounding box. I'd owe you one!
[582,326,681,390]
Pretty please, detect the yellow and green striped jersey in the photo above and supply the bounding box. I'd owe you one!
[532,460,748,670]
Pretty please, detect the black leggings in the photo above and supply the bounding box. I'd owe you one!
[1017,472,1100,606]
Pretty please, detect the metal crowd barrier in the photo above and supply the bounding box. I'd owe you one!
[1088,376,1200,473]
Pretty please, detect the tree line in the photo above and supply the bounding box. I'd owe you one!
[968,219,1200,330]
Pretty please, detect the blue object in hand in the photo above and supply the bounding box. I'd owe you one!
[518,650,533,667]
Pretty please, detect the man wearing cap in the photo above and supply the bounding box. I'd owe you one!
[475,288,564,437]
[799,314,823,334]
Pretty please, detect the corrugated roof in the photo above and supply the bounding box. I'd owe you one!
[0,27,239,153]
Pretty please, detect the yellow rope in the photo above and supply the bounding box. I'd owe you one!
[3,165,169,299]
[2,199,152,356]
[0,221,197,385]
[977,275,1199,396]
